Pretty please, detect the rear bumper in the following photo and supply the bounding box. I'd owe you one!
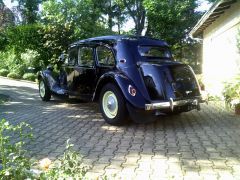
[145,97,202,111]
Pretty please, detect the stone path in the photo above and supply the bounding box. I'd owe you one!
[1,77,240,179]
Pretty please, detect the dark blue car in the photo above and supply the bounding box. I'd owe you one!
[38,35,202,125]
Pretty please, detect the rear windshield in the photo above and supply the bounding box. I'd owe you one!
[138,46,172,59]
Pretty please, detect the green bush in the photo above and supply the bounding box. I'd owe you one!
[223,75,240,108]
[0,69,9,77]
[22,73,36,81]
[40,140,88,179]
[0,119,89,179]
[7,72,21,79]
[0,119,34,179]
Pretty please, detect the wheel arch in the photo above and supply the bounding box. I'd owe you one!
[93,73,118,102]
[93,72,147,109]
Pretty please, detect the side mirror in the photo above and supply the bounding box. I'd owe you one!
[59,53,65,63]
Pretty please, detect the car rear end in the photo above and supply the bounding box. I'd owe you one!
[118,37,203,122]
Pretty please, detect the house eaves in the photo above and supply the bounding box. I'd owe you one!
[190,0,237,38]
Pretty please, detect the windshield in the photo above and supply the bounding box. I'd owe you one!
[138,46,172,60]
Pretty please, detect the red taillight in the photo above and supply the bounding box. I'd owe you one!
[128,85,136,96]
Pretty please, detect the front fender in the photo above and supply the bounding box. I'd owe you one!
[93,72,147,109]
[38,70,53,89]
[38,70,68,95]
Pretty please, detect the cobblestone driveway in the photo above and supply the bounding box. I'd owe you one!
[1,77,240,179]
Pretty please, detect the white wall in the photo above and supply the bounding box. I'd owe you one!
[202,1,240,96]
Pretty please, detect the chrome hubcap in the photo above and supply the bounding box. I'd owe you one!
[39,81,45,97]
[102,91,118,119]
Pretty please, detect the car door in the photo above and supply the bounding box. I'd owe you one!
[64,46,78,95]
[72,46,96,100]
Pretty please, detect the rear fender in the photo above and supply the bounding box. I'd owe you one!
[93,72,147,109]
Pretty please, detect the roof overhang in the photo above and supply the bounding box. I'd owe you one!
[190,0,237,38]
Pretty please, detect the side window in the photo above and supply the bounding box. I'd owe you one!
[78,47,94,67]
[96,46,115,66]
[68,47,78,65]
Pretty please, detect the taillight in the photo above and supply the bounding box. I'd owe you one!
[128,85,136,96]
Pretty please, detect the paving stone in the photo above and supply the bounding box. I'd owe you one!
[1,77,240,180]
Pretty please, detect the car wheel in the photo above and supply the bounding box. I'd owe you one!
[99,83,128,125]
[39,79,51,101]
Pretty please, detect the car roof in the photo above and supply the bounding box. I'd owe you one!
[70,35,169,47]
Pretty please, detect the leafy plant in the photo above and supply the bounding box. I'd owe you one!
[223,75,240,108]
[22,73,37,81]
[40,139,88,179]
[7,72,21,79]
[0,119,34,179]
[0,119,89,179]
[0,69,9,77]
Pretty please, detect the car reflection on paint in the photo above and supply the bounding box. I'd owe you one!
[38,35,202,125]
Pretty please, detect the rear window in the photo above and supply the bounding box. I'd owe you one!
[138,46,172,59]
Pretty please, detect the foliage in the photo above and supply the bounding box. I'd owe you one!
[0,69,9,77]
[40,0,113,63]
[143,0,202,70]
[0,2,15,29]
[0,118,89,179]
[22,73,36,81]
[145,0,201,45]
[121,0,146,35]
[0,119,34,179]
[12,0,42,24]
[21,49,43,71]
[40,139,88,179]
[223,75,240,108]
[5,24,49,66]
[0,31,8,51]
[0,0,213,81]
[7,72,21,79]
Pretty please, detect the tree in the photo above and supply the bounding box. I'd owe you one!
[13,0,42,24]
[0,1,15,29]
[144,0,200,45]
[143,0,202,71]
[40,0,112,62]
[99,0,126,33]
[121,0,146,35]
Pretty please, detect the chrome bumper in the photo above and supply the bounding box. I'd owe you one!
[145,98,200,111]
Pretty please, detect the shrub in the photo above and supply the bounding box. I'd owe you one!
[22,73,36,81]
[7,72,21,79]
[0,69,9,77]
[40,140,88,179]
[0,119,89,179]
[223,75,240,108]
[21,49,43,71]
[0,119,34,179]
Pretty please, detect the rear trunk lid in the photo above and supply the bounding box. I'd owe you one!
[139,62,200,101]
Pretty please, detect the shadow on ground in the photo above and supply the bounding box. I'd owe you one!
[1,82,240,178]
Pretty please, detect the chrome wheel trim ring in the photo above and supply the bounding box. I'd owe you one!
[39,81,45,98]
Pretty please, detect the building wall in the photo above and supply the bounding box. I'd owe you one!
[202,1,240,96]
